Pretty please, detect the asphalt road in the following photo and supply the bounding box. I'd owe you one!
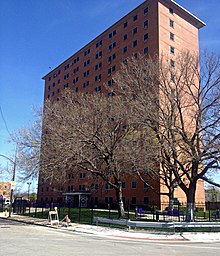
[0,218,219,256]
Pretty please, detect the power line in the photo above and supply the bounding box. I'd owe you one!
[0,105,13,140]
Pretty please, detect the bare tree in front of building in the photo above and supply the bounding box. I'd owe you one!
[114,51,220,221]
[41,92,157,217]
[11,107,42,181]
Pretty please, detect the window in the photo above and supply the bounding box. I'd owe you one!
[68,185,74,192]
[124,34,128,41]
[91,183,98,190]
[122,182,126,189]
[171,73,175,82]
[79,184,85,191]
[48,85,50,91]
[144,33,148,41]
[107,65,116,75]
[73,66,79,74]
[83,81,90,88]
[48,77,51,81]
[94,85,101,92]
[95,50,102,59]
[170,19,174,28]
[73,87,78,93]
[169,7,174,14]
[143,182,149,189]
[57,88,60,93]
[170,59,175,67]
[144,197,149,205]
[123,46,128,53]
[107,79,115,86]
[105,197,113,204]
[105,183,112,190]
[84,59,90,67]
[84,48,90,56]
[144,47,148,54]
[73,77,78,84]
[133,14,138,21]
[133,27,138,34]
[108,91,116,97]
[53,82,55,87]
[64,83,69,89]
[131,181,137,189]
[131,197,136,205]
[58,79,60,84]
[124,21,128,28]
[144,20,148,28]
[144,7,148,15]
[133,40,138,47]
[108,53,116,63]
[64,73,69,80]
[83,70,90,77]
[72,56,80,64]
[170,32,174,41]
[96,39,102,48]
[80,172,86,179]
[64,64,69,70]
[109,29,116,38]
[95,62,102,70]
[170,46,175,54]
[95,74,102,82]
[108,42,116,51]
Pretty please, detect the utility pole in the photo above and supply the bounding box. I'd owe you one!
[0,144,17,217]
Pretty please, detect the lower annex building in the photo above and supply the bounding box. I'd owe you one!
[37,0,206,209]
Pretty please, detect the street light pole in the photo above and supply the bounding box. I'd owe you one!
[0,144,17,217]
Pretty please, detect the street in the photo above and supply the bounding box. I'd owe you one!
[0,218,219,256]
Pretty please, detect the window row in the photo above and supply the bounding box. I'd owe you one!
[47,45,148,89]
[41,181,149,193]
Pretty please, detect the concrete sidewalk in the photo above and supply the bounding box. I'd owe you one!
[1,212,220,242]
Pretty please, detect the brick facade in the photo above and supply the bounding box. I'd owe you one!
[38,0,205,208]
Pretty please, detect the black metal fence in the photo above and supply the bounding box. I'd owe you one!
[12,200,220,224]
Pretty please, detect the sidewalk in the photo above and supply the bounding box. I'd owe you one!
[1,212,220,242]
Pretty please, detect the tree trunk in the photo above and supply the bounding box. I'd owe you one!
[115,185,125,218]
[168,188,174,211]
[185,185,196,222]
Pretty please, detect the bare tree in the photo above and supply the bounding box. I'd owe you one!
[41,92,157,217]
[114,51,220,221]
[12,107,42,181]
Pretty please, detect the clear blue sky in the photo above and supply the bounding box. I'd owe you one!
[0,0,220,190]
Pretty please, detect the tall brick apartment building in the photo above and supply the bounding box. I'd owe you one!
[38,0,206,208]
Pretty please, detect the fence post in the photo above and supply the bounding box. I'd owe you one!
[178,202,180,222]
[35,205,37,217]
[127,200,130,220]
[153,204,155,221]
[91,205,94,224]
[78,199,81,223]
[208,201,211,222]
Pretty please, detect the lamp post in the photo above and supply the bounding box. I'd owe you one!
[0,145,17,217]
[27,182,32,201]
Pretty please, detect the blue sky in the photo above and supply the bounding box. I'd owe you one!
[0,0,220,191]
